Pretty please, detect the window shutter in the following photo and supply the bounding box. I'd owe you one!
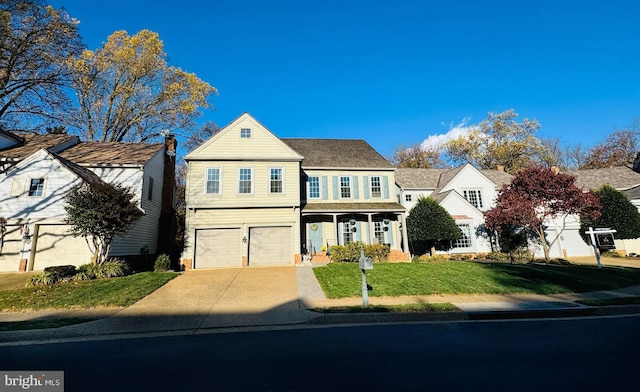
[383,176,390,199]
[355,222,362,242]
[322,176,328,200]
[332,176,338,199]
[353,176,359,200]
[363,176,370,199]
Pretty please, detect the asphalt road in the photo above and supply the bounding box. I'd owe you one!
[1,315,638,392]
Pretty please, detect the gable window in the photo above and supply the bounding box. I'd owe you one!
[206,168,221,194]
[147,177,154,201]
[269,168,283,194]
[238,168,253,194]
[453,224,472,249]
[240,128,251,138]
[405,194,412,202]
[28,178,45,197]
[463,189,484,209]
[308,176,320,199]
[340,176,351,198]
[370,176,382,198]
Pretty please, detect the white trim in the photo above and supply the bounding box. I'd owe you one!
[339,176,352,199]
[308,175,321,199]
[268,167,284,195]
[370,175,382,198]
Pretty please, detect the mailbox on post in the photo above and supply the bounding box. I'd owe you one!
[359,255,373,270]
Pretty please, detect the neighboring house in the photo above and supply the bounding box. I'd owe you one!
[396,164,640,258]
[571,166,640,256]
[181,113,409,269]
[0,129,177,272]
[395,164,512,255]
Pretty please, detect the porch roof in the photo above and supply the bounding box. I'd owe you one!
[302,202,405,214]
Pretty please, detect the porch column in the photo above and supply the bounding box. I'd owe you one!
[399,213,410,254]
[333,214,339,246]
[367,213,373,244]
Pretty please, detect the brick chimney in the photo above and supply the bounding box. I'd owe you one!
[496,165,504,172]
[157,134,178,261]
[551,166,560,175]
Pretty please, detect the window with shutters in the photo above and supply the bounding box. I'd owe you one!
[370,176,382,198]
[308,176,320,199]
[340,176,351,198]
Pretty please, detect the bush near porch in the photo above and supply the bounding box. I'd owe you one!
[330,242,390,262]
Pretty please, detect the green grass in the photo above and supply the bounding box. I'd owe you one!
[313,262,640,298]
[0,272,178,311]
[315,303,459,313]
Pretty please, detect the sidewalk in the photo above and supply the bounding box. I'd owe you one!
[1,265,640,344]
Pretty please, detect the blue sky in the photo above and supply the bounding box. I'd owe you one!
[50,0,640,158]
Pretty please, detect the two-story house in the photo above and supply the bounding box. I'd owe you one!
[395,164,512,255]
[0,129,177,272]
[181,113,409,269]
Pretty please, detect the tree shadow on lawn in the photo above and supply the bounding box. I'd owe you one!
[486,263,640,295]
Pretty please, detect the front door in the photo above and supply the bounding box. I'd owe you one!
[307,222,323,255]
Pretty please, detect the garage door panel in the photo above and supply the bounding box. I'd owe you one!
[196,228,241,268]
[249,226,293,266]
[33,225,93,270]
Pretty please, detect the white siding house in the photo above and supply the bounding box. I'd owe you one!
[0,130,176,271]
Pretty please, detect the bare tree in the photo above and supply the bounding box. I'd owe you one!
[0,0,83,130]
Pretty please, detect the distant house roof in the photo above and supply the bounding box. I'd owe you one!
[570,166,640,191]
[58,142,163,166]
[395,166,513,189]
[281,139,393,169]
[0,133,78,161]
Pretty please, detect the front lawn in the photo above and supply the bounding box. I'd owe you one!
[313,262,640,298]
[0,272,178,311]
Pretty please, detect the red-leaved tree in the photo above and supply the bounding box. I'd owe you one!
[484,165,601,261]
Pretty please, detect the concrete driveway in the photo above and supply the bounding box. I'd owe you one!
[66,266,315,335]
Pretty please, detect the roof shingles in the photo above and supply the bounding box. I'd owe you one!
[282,139,393,168]
[58,142,163,165]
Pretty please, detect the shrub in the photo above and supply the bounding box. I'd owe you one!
[26,271,57,287]
[97,259,130,278]
[601,250,622,258]
[485,252,511,262]
[330,242,391,263]
[76,263,99,280]
[423,254,449,263]
[154,254,171,272]
[449,254,473,261]
[43,265,77,280]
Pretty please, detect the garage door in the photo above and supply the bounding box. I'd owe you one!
[195,228,242,268]
[33,225,93,270]
[248,226,293,266]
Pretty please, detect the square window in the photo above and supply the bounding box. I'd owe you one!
[240,128,251,138]
[453,224,472,248]
[463,190,484,209]
[238,168,252,194]
[371,176,382,198]
[206,168,221,194]
[270,168,283,193]
[405,194,412,202]
[308,176,320,199]
[340,176,351,198]
[28,178,44,197]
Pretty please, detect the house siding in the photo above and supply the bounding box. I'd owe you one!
[187,160,300,209]
[80,149,165,256]
[302,169,396,204]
